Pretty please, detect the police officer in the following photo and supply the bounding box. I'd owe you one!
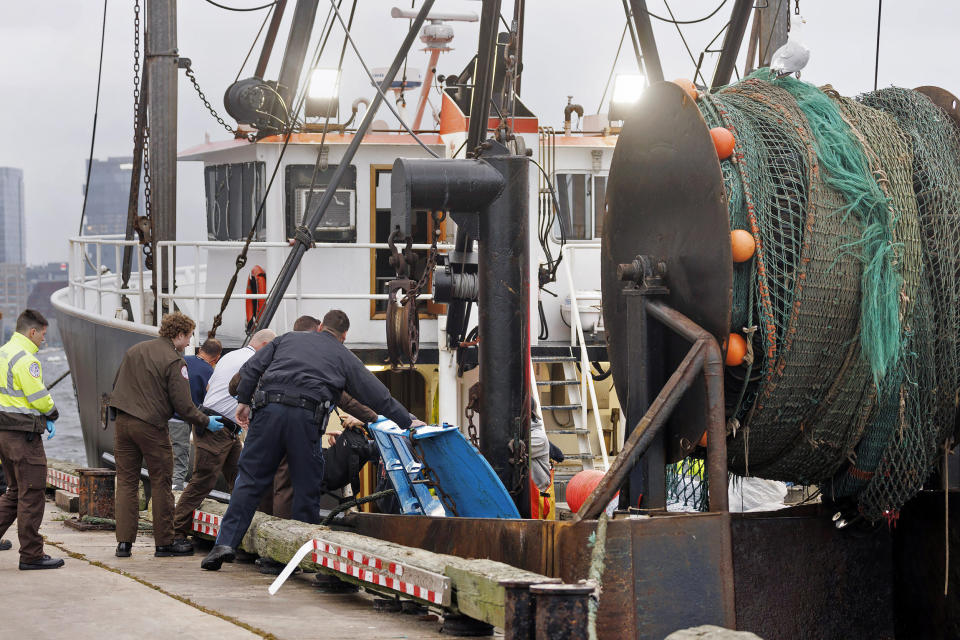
[171,329,276,543]
[110,312,223,558]
[0,309,63,569]
[170,338,222,491]
[201,309,424,570]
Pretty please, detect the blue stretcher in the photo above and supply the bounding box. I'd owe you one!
[368,419,521,519]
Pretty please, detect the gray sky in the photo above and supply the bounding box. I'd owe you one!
[1,0,957,264]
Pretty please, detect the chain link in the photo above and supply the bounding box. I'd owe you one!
[184,63,240,135]
[401,210,445,305]
[132,0,154,270]
[465,382,481,448]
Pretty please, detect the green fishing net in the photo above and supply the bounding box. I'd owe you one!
[690,75,960,520]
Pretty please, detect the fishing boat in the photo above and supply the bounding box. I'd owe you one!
[52,0,618,505]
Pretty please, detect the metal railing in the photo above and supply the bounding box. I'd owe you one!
[559,242,609,470]
[66,235,452,331]
[67,235,152,323]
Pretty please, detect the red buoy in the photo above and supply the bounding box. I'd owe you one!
[564,470,607,513]
[710,126,736,160]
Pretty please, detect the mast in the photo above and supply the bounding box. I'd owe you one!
[628,0,663,82]
[711,0,753,89]
[146,0,178,308]
[271,0,320,130]
[757,0,790,67]
[251,0,437,333]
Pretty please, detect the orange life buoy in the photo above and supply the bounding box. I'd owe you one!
[245,265,267,333]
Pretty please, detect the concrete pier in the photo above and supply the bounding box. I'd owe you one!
[0,499,469,639]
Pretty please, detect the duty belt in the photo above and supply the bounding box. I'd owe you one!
[200,407,242,437]
[260,392,324,413]
[253,391,332,433]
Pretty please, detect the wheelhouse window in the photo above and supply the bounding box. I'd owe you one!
[204,162,266,241]
[552,173,607,241]
[371,167,445,318]
[284,164,357,243]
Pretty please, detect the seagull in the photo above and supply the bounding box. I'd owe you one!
[770,14,810,78]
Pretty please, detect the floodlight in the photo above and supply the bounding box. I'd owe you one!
[306,68,340,118]
[608,73,645,122]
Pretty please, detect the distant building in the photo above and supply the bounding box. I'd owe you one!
[0,168,26,340]
[82,157,143,273]
[0,167,25,264]
[26,262,68,347]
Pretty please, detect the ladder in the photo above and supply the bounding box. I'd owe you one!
[532,354,596,471]
[531,350,611,472]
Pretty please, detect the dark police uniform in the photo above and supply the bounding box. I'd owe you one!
[211,330,413,553]
[270,391,380,519]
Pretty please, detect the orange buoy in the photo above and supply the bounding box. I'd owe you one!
[710,126,736,160]
[672,78,698,101]
[564,470,607,513]
[731,229,756,262]
[726,333,747,367]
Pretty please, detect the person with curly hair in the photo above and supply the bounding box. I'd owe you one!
[109,312,223,559]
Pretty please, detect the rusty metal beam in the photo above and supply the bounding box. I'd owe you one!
[646,300,728,512]
[575,339,706,521]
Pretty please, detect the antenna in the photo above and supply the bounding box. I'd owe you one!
[390,6,479,130]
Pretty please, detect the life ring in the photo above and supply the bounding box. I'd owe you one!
[245,265,267,333]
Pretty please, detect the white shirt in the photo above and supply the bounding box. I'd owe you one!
[202,345,256,421]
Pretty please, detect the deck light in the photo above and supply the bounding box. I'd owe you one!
[608,73,645,122]
[306,68,340,118]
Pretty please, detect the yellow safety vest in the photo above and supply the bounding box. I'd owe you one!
[0,332,55,431]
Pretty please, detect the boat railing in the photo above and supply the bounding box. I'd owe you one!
[558,242,609,469]
[154,240,451,327]
[67,235,453,329]
[67,234,163,324]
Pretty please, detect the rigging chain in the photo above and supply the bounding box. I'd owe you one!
[183,61,253,139]
[400,210,445,305]
[130,0,154,271]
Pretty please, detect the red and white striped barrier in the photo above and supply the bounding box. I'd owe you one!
[47,468,79,493]
[192,510,221,537]
[269,537,452,607]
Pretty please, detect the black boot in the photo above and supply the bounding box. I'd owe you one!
[0,539,11,551]
[156,539,195,557]
[115,542,132,557]
[201,544,235,571]
[19,554,65,570]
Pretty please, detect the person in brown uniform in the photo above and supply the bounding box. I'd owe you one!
[0,310,64,570]
[171,328,277,543]
[109,312,223,558]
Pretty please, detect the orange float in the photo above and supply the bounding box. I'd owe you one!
[710,126,736,160]
[725,333,747,367]
[672,78,698,101]
[730,229,756,262]
[564,469,607,513]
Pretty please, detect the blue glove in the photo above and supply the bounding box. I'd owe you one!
[207,416,224,433]
[46,420,56,440]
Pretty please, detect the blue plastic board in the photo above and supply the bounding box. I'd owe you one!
[411,424,521,519]
[368,419,446,517]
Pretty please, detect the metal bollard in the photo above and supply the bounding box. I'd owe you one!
[501,578,562,640]
[530,583,593,640]
[78,468,116,519]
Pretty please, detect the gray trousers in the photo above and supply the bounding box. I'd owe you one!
[167,419,192,489]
